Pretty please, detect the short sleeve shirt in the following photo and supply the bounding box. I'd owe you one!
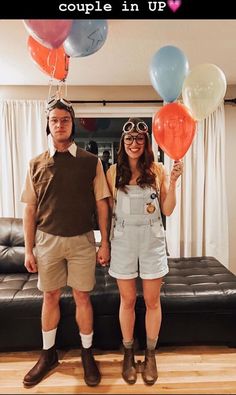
[21,142,111,204]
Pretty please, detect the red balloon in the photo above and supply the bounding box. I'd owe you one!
[27,36,70,81]
[80,118,97,132]
[24,20,73,49]
[153,102,196,160]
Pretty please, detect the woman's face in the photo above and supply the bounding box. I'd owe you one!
[123,132,146,160]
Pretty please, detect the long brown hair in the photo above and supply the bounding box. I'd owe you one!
[116,118,156,192]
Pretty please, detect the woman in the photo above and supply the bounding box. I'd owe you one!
[106,117,183,385]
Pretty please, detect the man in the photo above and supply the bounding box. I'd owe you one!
[21,98,110,387]
[101,150,111,173]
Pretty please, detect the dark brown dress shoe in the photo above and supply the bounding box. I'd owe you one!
[122,347,137,385]
[23,345,59,387]
[81,346,101,386]
[141,348,158,385]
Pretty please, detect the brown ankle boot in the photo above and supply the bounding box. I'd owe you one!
[23,346,58,387]
[142,349,158,385]
[122,347,137,384]
[81,347,101,387]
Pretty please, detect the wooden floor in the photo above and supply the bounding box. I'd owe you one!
[0,346,236,394]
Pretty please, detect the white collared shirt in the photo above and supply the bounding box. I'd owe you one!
[48,135,77,158]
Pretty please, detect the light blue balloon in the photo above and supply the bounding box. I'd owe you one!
[64,20,108,58]
[149,45,189,103]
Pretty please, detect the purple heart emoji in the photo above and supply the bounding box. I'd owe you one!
[167,0,182,12]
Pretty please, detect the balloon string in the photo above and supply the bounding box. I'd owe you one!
[62,54,69,98]
[48,83,53,101]
[46,50,68,100]
[48,49,57,80]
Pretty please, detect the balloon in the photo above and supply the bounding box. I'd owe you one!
[27,36,70,81]
[64,20,108,57]
[149,45,189,103]
[23,20,73,49]
[153,102,196,160]
[182,63,226,121]
[96,118,111,129]
[80,118,97,132]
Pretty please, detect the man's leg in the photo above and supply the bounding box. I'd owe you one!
[73,289,101,387]
[23,290,61,387]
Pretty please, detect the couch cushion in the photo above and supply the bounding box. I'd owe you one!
[0,218,26,274]
[135,257,236,312]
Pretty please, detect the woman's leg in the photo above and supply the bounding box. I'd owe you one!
[142,277,163,385]
[117,279,137,341]
[142,278,163,341]
[117,278,137,384]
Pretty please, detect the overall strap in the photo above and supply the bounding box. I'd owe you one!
[152,161,169,255]
[108,164,117,241]
[152,161,164,205]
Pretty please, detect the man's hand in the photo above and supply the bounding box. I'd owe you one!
[96,242,110,267]
[24,252,38,273]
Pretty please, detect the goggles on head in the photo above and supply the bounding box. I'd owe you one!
[47,97,73,110]
[123,121,148,134]
[46,97,75,119]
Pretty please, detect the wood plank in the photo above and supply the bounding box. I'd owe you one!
[0,346,236,394]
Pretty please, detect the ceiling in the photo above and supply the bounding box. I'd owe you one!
[0,19,236,86]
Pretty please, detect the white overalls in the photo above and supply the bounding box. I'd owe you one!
[108,185,169,280]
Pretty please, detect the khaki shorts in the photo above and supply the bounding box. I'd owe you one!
[34,229,96,292]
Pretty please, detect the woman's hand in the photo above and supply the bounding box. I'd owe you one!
[96,241,110,266]
[170,160,183,184]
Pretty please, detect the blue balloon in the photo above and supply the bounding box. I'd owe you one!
[149,45,189,103]
[97,118,111,129]
[63,20,108,58]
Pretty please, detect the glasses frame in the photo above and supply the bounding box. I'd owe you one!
[123,121,148,134]
[123,133,146,146]
[48,116,72,126]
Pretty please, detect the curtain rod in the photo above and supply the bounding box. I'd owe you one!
[70,98,236,106]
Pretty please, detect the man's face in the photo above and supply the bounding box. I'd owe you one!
[48,108,73,143]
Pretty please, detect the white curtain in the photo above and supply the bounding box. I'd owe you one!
[0,100,47,218]
[165,103,229,267]
[0,100,229,267]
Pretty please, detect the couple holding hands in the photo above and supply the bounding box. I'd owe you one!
[21,98,183,387]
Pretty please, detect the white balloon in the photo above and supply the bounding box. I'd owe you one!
[182,63,227,121]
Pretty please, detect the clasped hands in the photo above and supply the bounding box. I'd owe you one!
[96,242,110,267]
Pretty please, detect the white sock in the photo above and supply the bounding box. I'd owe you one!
[42,328,57,350]
[80,331,93,349]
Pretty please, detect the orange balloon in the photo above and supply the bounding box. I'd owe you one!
[153,102,196,160]
[27,36,70,81]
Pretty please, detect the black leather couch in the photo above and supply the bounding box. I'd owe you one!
[1,217,236,351]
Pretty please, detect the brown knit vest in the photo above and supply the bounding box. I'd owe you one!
[30,147,98,236]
